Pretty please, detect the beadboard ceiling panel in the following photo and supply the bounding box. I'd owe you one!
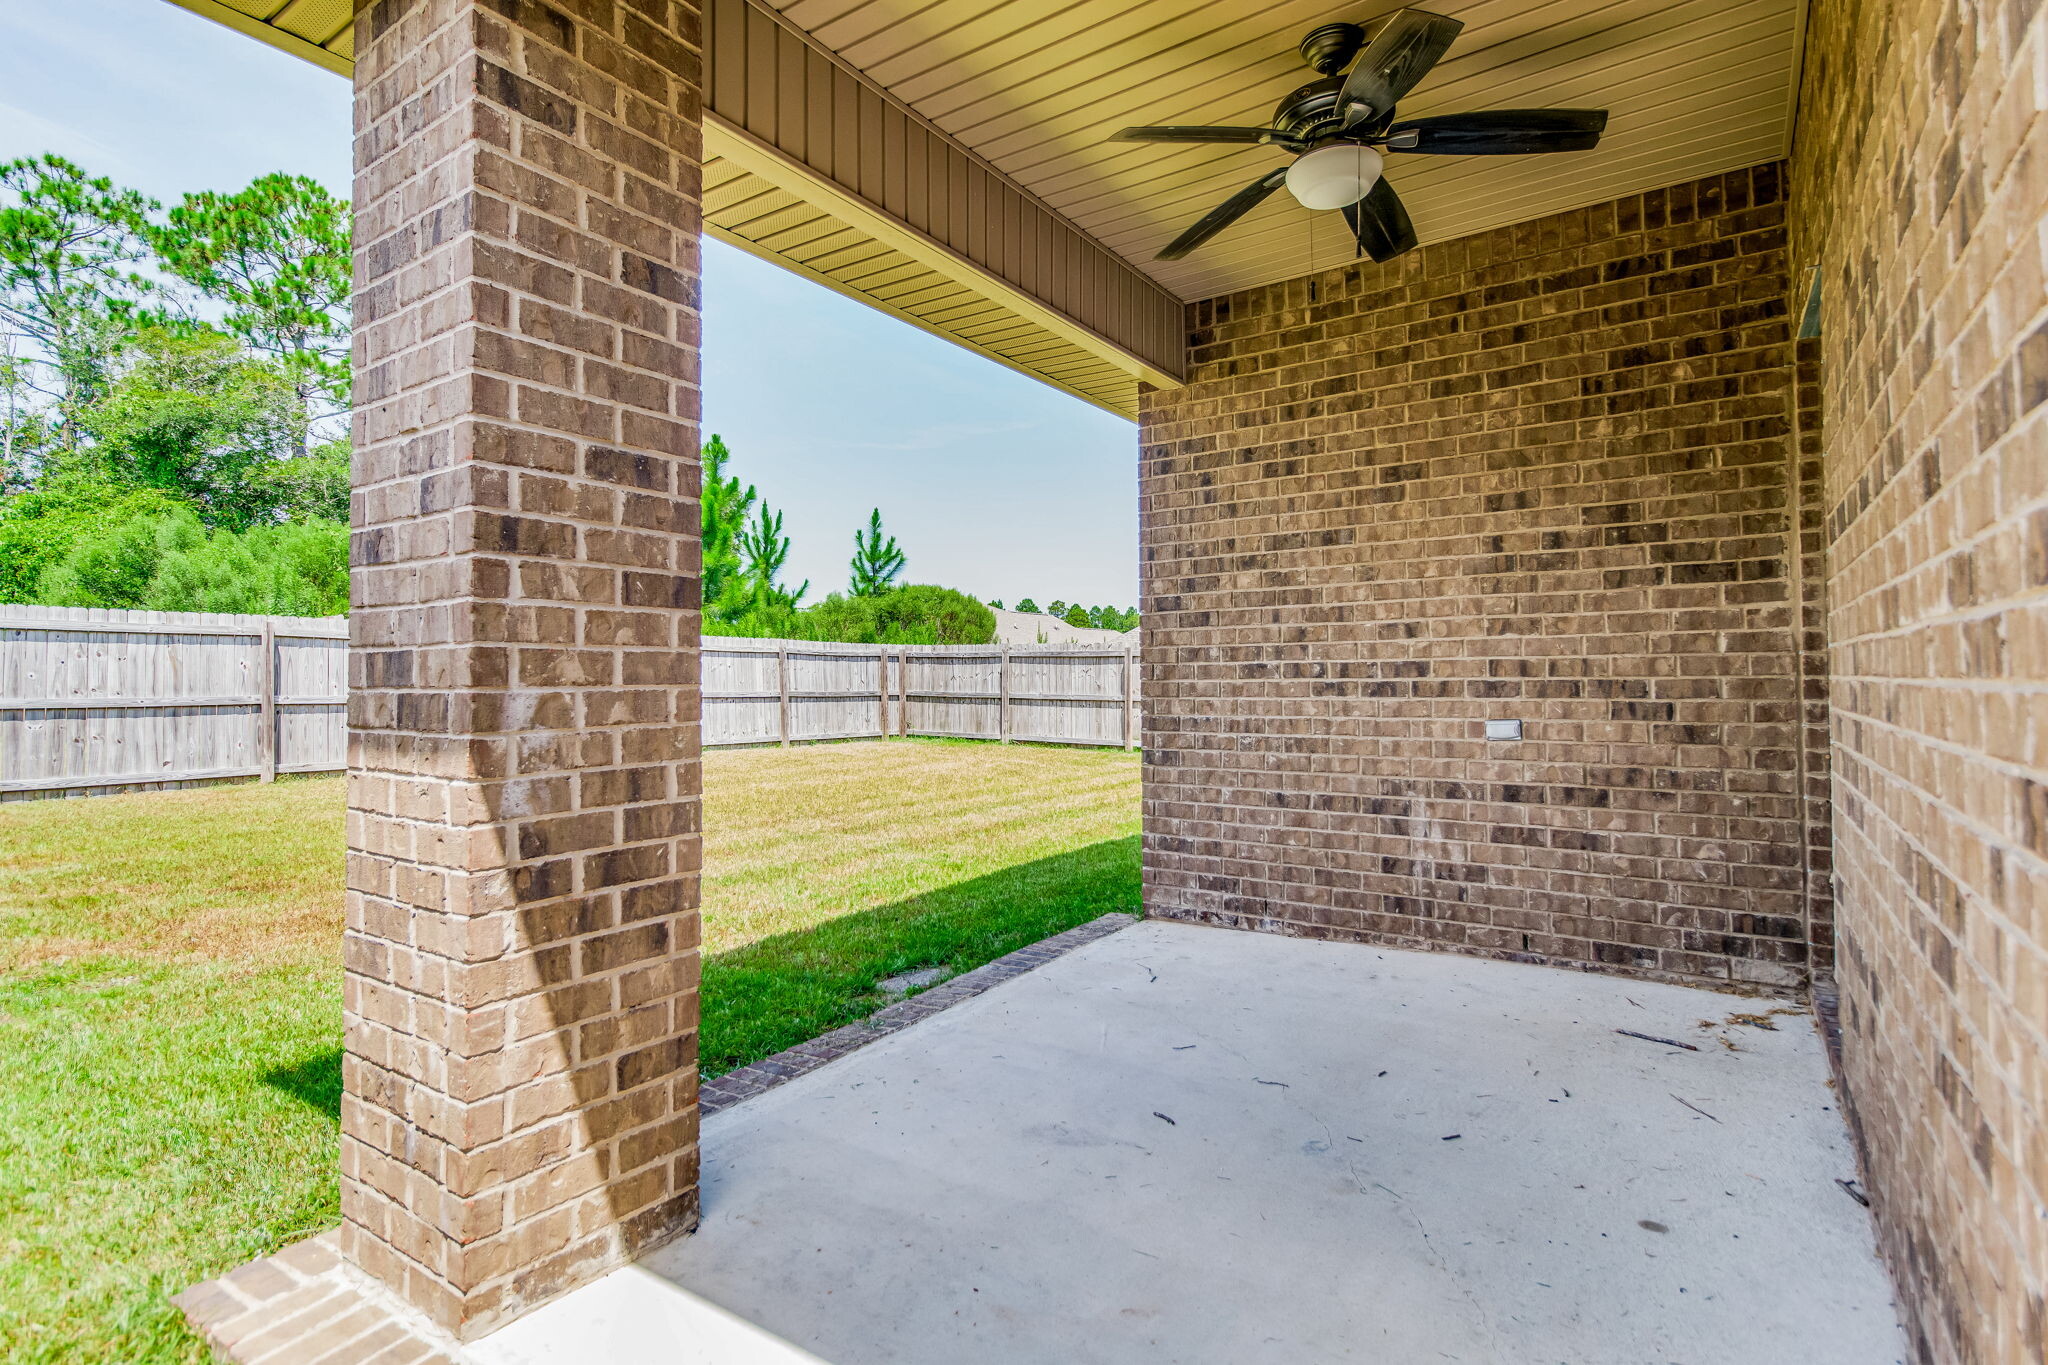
[761,0,1808,301]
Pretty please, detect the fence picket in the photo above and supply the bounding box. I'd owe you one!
[999,645,1011,744]
[258,621,277,783]
[1123,647,1137,752]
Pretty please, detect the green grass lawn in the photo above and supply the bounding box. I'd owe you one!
[0,739,1139,1364]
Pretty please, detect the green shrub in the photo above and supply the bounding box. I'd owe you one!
[29,501,347,615]
[0,475,186,603]
[788,584,994,645]
[33,505,196,608]
[254,437,350,523]
[144,518,348,616]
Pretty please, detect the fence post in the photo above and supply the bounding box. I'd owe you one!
[878,646,890,739]
[1123,645,1136,752]
[776,643,791,746]
[999,645,1011,743]
[258,619,278,782]
[898,649,910,737]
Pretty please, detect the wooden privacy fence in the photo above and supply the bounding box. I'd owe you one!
[701,638,1139,749]
[0,611,1138,799]
[1,605,347,800]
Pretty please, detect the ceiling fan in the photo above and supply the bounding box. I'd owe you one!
[1112,9,1609,263]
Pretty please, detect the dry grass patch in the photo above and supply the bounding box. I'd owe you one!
[0,776,345,972]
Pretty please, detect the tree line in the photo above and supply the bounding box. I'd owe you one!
[0,155,1135,643]
[1,156,350,614]
[988,598,1138,632]
[701,433,998,644]
[699,436,1140,645]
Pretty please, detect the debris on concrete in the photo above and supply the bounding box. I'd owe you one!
[1672,1094,1722,1123]
[1702,1005,1807,1033]
[1616,1028,1700,1051]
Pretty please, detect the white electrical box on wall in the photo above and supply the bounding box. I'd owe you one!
[1485,719,1523,741]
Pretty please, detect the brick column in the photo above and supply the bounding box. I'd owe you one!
[344,0,704,1339]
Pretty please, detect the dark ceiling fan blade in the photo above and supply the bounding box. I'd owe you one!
[1342,177,1419,263]
[1338,9,1464,131]
[1111,125,1301,148]
[1385,109,1609,154]
[1156,168,1290,260]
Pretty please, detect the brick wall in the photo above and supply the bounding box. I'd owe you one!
[1792,334,1835,973]
[345,0,704,1338]
[1139,165,1827,990]
[1790,0,2048,1357]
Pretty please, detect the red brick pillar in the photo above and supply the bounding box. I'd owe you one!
[344,0,704,1338]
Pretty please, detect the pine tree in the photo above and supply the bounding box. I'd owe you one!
[152,173,351,454]
[700,434,755,619]
[0,155,157,447]
[848,507,905,597]
[738,501,805,612]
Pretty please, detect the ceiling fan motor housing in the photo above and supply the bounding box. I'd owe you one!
[1272,77,1351,145]
[1298,22,1365,76]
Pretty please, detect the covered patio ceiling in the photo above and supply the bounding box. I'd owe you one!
[753,0,1809,302]
[166,0,1808,419]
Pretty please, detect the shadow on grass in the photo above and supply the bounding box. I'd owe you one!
[702,835,1139,1077]
[263,1046,343,1119]
[250,837,1138,1103]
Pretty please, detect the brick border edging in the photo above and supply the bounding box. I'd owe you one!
[174,911,1139,1364]
[700,911,1139,1114]
[173,1231,463,1365]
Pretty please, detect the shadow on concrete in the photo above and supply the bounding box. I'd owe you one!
[700,834,1139,1076]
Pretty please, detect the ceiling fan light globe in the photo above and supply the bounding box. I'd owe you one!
[1285,143,1385,210]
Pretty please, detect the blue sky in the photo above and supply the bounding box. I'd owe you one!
[0,0,1140,608]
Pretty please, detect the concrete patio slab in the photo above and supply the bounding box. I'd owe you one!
[472,920,1905,1365]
